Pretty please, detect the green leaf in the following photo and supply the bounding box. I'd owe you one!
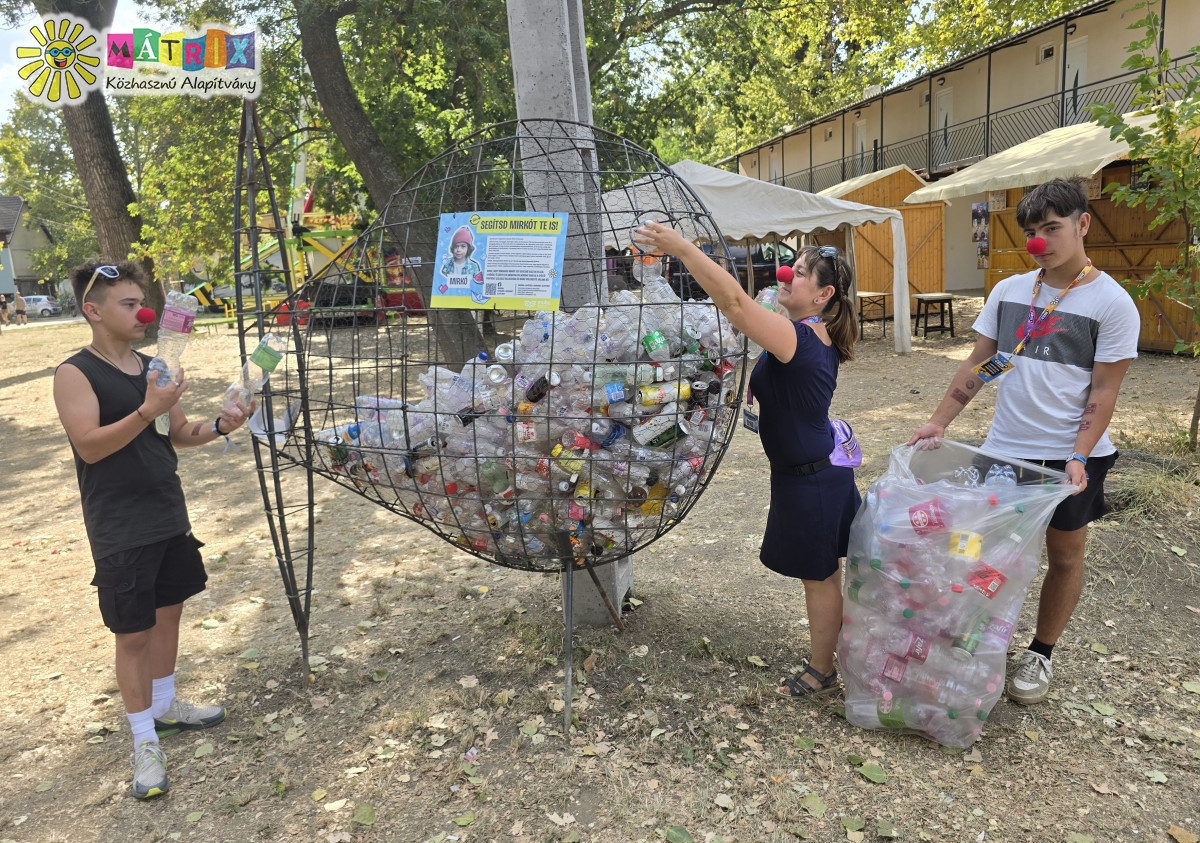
[372,669,388,682]
[1170,546,1187,556]
[1145,770,1168,783]
[801,793,827,818]
[665,827,695,843]
[1092,702,1116,716]
[877,819,899,838]
[1182,681,1200,694]
[858,763,887,783]
[1066,834,1095,843]
[795,736,815,750]
[747,656,768,667]
[186,812,203,823]
[1090,642,1109,654]
[453,812,475,826]
[240,648,260,659]
[194,741,214,758]
[35,780,53,792]
[841,815,866,831]
[352,802,376,825]
[846,754,865,765]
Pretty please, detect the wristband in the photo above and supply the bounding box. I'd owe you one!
[213,417,226,437]
[135,407,150,423]
[1067,452,1088,466]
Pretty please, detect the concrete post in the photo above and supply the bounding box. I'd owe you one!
[507,0,631,625]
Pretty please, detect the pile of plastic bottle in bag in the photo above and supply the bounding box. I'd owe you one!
[311,260,746,569]
[838,439,1074,748]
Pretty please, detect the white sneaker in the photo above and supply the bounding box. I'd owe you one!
[1006,650,1053,705]
[153,698,226,732]
[131,740,169,799]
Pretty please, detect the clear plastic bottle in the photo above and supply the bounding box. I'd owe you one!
[149,290,200,386]
[222,333,287,412]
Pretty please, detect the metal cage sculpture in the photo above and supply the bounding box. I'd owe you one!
[234,104,750,666]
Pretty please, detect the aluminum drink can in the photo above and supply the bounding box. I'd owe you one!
[648,419,689,448]
[950,611,989,659]
[631,402,680,445]
[639,381,691,406]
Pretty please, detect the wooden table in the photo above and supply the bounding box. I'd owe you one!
[856,290,893,340]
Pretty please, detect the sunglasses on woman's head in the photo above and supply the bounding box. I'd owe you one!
[81,265,120,303]
[817,246,839,260]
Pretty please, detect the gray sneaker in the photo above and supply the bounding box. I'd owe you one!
[1006,650,1053,705]
[131,740,169,799]
[153,699,226,732]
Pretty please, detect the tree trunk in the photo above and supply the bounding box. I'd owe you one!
[35,0,161,329]
[294,0,484,366]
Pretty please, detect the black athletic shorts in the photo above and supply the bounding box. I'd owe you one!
[1015,452,1118,532]
[91,532,208,634]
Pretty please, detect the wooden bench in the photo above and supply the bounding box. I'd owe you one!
[912,292,955,338]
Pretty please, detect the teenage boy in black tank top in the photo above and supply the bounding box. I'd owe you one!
[54,260,252,799]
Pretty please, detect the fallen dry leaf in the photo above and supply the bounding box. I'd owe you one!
[1168,825,1199,843]
[457,675,478,688]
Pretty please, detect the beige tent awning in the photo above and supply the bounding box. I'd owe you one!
[817,164,928,200]
[603,159,913,352]
[904,113,1157,204]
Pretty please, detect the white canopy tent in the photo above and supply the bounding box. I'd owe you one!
[903,113,1157,204]
[602,159,912,353]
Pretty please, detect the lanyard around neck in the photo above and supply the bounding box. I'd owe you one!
[1012,260,1091,357]
[746,315,823,407]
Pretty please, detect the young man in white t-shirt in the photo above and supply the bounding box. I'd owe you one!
[908,177,1141,705]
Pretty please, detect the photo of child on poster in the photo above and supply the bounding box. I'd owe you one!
[971,202,990,269]
[439,225,488,304]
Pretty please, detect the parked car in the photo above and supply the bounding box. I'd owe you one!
[669,241,797,299]
[24,295,62,317]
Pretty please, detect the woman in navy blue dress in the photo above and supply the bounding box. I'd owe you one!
[635,224,861,697]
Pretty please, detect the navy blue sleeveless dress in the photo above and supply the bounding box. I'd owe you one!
[749,321,861,581]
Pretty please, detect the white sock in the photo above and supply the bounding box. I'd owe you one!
[150,674,176,719]
[127,707,158,749]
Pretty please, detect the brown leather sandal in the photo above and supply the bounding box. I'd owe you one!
[777,661,839,698]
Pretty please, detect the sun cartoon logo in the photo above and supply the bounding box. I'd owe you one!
[15,15,103,106]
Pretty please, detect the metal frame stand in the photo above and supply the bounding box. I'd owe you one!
[233,98,316,669]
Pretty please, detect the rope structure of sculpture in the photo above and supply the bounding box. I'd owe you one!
[251,119,751,580]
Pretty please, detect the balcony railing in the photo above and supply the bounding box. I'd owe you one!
[770,53,1196,192]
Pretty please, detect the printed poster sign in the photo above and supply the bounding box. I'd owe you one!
[972,201,990,270]
[431,212,568,311]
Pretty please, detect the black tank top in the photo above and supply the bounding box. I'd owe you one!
[61,349,190,559]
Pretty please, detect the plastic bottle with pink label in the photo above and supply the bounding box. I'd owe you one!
[149,291,200,387]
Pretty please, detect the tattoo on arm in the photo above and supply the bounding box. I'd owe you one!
[965,379,976,391]
[1083,402,1097,416]
[190,423,203,437]
[951,388,971,406]
[1078,420,1092,431]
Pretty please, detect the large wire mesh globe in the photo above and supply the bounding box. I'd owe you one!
[274,119,749,573]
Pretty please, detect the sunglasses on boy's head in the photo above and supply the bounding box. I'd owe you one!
[81,265,121,304]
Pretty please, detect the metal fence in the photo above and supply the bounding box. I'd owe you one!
[771,53,1196,191]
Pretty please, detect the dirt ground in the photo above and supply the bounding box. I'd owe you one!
[1,303,1199,843]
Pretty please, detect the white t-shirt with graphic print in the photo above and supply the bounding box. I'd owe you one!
[972,267,1140,461]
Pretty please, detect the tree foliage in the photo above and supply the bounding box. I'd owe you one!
[1088,0,1200,447]
[0,97,98,280]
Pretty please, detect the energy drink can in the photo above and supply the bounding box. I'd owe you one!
[631,402,680,445]
[950,611,989,659]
